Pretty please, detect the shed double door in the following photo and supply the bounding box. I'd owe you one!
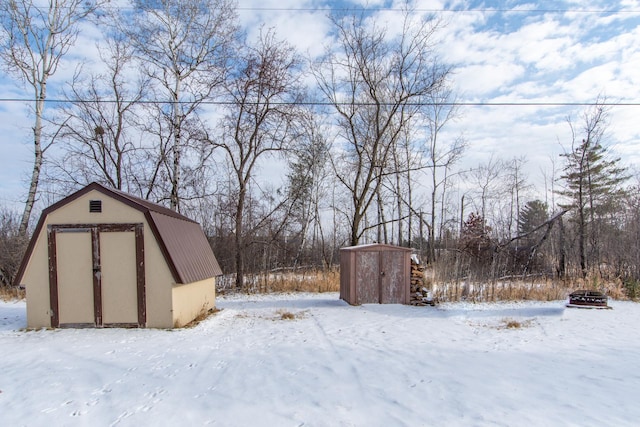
[355,250,407,304]
[47,224,145,328]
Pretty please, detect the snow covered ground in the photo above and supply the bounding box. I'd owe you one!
[1,293,639,426]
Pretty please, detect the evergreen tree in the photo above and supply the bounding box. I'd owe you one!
[558,103,628,277]
[517,200,549,239]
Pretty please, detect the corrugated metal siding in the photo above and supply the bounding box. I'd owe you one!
[340,244,411,305]
[355,251,380,304]
[380,250,407,304]
[339,251,350,302]
[149,212,222,284]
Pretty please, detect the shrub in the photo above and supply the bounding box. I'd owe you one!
[0,209,28,287]
[623,278,640,301]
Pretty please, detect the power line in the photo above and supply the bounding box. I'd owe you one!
[234,7,640,14]
[25,3,640,14]
[0,98,638,107]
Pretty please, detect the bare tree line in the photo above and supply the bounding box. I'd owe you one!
[1,0,639,297]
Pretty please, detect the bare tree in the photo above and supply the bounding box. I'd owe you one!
[619,174,640,285]
[387,125,421,246]
[467,155,505,227]
[0,0,106,235]
[422,86,466,262]
[498,156,531,240]
[120,0,238,211]
[285,112,332,267]
[214,28,305,290]
[49,36,146,192]
[313,9,450,246]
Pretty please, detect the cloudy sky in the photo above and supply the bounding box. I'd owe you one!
[1,0,639,211]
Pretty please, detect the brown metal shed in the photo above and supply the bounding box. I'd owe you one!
[14,182,222,329]
[340,244,412,305]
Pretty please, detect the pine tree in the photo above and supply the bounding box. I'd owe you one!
[558,103,628,277]
[518,200,549,238]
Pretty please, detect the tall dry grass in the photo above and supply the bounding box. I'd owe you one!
[217,267,631,303]
[217,268,340,294]
[430,276,628,303]
[0,286,25,302]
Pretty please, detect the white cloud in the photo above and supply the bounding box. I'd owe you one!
[2,0,640,208]
[238,0,333,57]
[453,62,526,97]
[560,62,618,99]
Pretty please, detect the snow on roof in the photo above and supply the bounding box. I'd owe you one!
[340,243,413,251]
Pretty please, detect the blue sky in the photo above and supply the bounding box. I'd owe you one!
[1,0,639,211]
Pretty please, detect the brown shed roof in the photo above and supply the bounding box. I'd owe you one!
[15,182,222,286]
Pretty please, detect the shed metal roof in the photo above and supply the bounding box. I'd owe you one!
[340,243,413,252]
[15,182,222,286]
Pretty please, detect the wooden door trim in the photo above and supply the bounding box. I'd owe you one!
[47,223,146,328]
[92,227,102,326]
[46,226,60,328]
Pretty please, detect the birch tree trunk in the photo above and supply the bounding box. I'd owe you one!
[20,95,45,236]
[0,0,102,235]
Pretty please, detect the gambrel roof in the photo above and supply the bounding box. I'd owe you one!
[15,182,222,286]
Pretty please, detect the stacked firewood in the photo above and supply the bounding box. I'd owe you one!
[410,256,435,306]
